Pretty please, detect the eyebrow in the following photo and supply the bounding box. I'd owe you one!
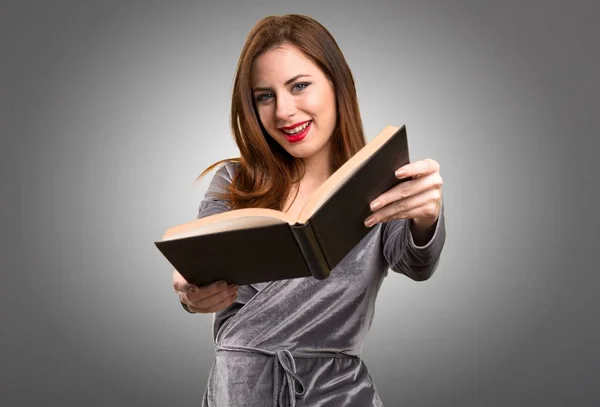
[252,74,311,92]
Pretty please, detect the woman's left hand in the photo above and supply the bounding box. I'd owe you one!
[364,158,443,234]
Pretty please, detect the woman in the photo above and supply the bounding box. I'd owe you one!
[173,14,445,407]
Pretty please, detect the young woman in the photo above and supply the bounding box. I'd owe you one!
[172,14,446,407]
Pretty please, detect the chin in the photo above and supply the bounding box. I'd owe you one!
[281,143,319,159]
[268,128,331,160]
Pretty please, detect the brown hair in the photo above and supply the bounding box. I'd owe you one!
[196,14,366,211]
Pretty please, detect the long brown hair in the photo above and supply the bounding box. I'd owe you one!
[196,14,366,210]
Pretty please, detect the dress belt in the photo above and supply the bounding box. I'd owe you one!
[215,343,354,407]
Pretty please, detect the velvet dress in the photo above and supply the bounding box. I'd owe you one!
[197,162,446,407]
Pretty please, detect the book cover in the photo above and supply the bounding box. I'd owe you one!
[155,125,410,286]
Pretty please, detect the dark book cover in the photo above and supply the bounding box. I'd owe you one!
[155,125,410,287]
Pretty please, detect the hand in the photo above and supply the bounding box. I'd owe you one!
[172,269,238,313]
[364,158,443,231]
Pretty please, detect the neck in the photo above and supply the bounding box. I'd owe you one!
[296,139,334,189]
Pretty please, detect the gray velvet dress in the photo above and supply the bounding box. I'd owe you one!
[197,162,446,407]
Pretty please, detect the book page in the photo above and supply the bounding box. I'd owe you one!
[297,125,400,223]
[162,208,295,241]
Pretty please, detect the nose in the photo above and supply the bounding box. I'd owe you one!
[275,92,296,122]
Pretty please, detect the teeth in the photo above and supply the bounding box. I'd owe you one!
[282,122,310,135]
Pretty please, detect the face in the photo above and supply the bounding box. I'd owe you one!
[251,44,337,164]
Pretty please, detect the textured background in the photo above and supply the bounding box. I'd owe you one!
[1,0,598,406]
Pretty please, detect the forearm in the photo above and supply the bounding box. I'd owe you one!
[383,203,446,281]
[409,217,438,246]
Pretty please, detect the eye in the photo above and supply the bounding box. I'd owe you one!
[255,92,274,103]
[292,82,311,91]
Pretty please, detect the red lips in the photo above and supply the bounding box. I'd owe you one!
[280,121,311,143]
[278,120,311,131]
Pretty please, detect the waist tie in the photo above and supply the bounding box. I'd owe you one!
[216,344,353,407]
[274,349,306,406]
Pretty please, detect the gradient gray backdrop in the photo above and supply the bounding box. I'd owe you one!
[1,0,598,406]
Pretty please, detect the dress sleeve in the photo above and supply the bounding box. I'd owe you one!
[381,201,446,281]
[197,162,237,219]
[193,162,247,340]
[180,163,238,314]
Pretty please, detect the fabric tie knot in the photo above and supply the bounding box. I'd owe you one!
[275,349,306,407]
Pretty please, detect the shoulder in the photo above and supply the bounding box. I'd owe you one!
[207,160,240,193]
[218,161,240,183]
[198,161,240,218]
[202,160,241,205]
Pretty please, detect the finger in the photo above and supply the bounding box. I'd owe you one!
[395,158,440,179]
[173,269,227,294]
[368,188,436,224]
[370,172,443,212]
[174,273,227,295]
[365,188,441,226]
[184,281,231,302]
[380,201,441,225]
[174,282,198,295]
[187,290,238,314]
[187,284,238,309]
[172,269,197,293]
[172,269,188,293]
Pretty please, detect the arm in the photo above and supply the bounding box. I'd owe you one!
[179,162,238,314]
[381,202,446,281]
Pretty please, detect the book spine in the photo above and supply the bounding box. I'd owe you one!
[290,222,331,280]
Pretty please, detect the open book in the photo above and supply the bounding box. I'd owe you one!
[155,125,410,286]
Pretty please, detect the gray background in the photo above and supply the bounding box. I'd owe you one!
[1,0,598,406]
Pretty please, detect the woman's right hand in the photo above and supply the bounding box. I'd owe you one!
[172,269,238,313]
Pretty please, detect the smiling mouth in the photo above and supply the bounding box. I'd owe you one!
[279,121,312,143]
[279,120,311,134]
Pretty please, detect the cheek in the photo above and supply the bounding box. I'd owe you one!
[256,107,282,143]
[303,93,325,115]
[256,106,273,128]
[309,90,336,124]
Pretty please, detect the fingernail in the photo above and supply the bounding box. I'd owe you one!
[218,281,228,289]
[395,170,406,178]
[370,200,381,210]
[364,217,376,227]
[228,284,238,291]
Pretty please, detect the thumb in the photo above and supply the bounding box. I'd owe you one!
[172,269,196,294]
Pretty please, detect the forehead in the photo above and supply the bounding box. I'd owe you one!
[251,45,322,85]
